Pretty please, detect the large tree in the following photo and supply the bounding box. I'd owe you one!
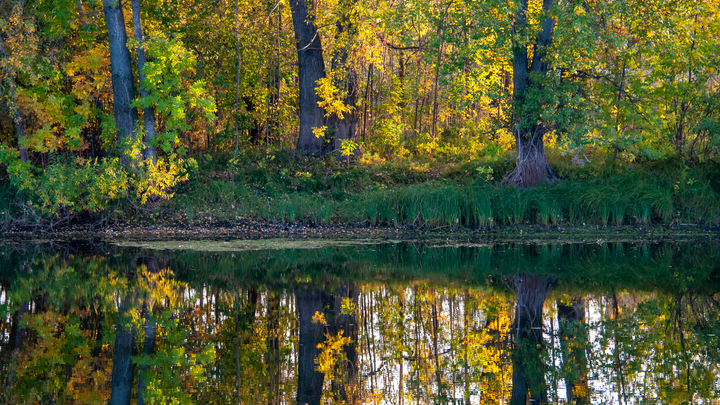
[506,0,557,188]
[510,273,554,405]
[102,0,138,161]
[323,0,359,154]
[290,0,358,156]
[289,0,326,156]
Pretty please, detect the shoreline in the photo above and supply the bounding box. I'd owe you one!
[1,218,718,244]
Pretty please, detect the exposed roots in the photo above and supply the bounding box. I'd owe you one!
[504,129,559,188]
[504,161,558,188]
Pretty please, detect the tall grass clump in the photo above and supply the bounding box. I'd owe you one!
[338,162,719,228]
[166,157,718,229]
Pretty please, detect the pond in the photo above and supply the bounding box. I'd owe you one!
[0,237,719,404]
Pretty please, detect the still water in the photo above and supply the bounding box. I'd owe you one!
[0,238,719,404]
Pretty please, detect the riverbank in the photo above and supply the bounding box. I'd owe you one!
[1,217,718,245]
[2,152,719,234]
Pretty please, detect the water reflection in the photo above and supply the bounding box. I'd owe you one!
[0,240,719,404]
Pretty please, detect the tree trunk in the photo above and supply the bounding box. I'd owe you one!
[131,0,157,164]
[510,273,554,405]
[11,301,29,350]
[324,0,358,156]
[110,301,137,405]
[103,0,138,157]
[324,68,357,155]
[506,127,555,188]
[0,18,29,163]
[289,0,326,156]
[506,0,556,188]
[14,116,28,163]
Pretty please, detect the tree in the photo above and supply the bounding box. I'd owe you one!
[289,0,326,156]
[295,288,327,405]
[322,0,359,155]
[558,298,589,405]
[510,273,554,405]
[0,0,35,163]
[109,297,137,405]
[131,0,157,164]
[102,0,138,161]
[505,0,557,188]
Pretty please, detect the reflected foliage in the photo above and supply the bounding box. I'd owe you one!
[0,239,719,403]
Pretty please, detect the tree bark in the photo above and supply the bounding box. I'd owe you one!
[324,0,358,156]
[131,0,157,164]
[506,0,556,188]
[103,0,138,158]
[15,116,28,163]
[289,0,326,156]
[510,274,554,405]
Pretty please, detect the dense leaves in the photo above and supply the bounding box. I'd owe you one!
[0,0,718,219]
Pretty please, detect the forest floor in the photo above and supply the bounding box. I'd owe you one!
[1,150,720,239]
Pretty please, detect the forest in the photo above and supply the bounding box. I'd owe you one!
[0,0,719,229]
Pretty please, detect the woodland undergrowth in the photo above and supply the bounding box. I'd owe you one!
[1,150,719,232]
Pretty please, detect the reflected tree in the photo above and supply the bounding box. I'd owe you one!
[558,297,589,405]
[109,296,136,405]
[296,288,327,405]
[510,273,554,405]
[295,283,358,405]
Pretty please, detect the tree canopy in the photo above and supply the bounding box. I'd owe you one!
[0,0,718,211]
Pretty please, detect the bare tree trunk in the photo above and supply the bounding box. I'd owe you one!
[289,0,326,156]
[506,127,555,188]
[506,0,556,188]
[234,0,241,157]
[430,5,449,141]
[103,0,138,164]
[131,0,156,164]
[266,4,282,149]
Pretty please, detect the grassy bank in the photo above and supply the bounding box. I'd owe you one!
[169,153,720,230]
[2,151,720,232]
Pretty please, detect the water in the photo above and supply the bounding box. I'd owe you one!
[0,238,719,404]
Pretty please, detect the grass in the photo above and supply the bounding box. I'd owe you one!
[1,150,719,231]
[162,155,720,230]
